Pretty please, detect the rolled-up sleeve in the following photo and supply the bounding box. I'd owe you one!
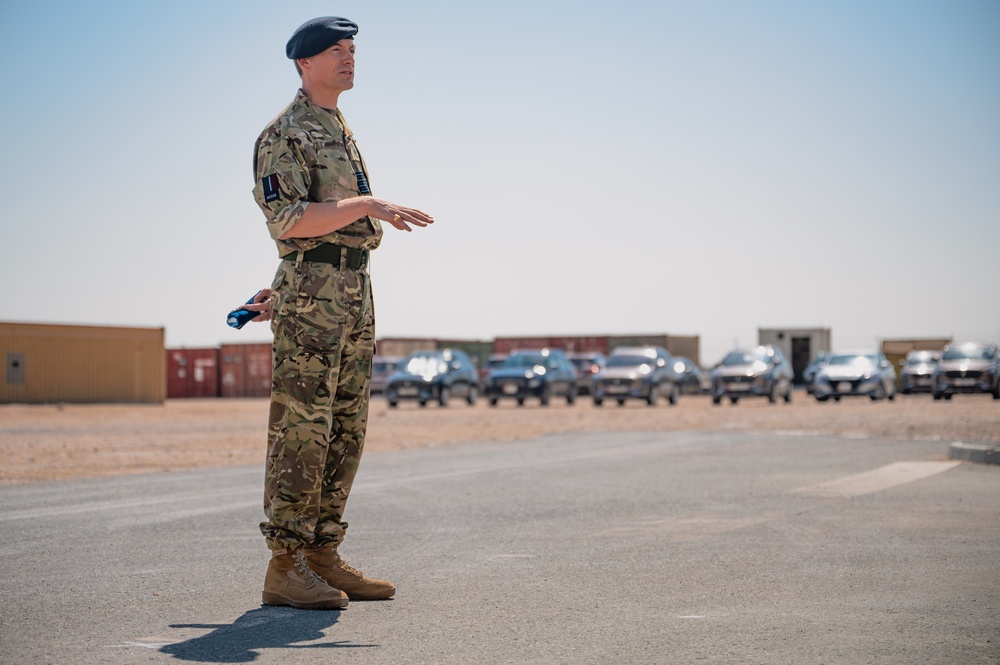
[253,128,311,242]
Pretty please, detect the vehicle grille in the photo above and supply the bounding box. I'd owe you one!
[946,370,982,379]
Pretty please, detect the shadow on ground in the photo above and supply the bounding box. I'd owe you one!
[160,605,376,662]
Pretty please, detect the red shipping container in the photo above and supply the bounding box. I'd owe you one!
[493,335,609,355]
[166,348,220,398]
[220,343,273,398]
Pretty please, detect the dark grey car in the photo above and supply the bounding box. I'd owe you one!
[592,346,679,406]
[899,350,940,395]
[385,348,479,407]
[568,352,607,395]
[484,348,578,406]
[710,345,794,405]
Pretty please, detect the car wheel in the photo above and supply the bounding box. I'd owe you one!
[816,395,828,402]
[783,386,793,403]
[668,383,679,406]
[388,400,398,408]
[768,382,778,404]
[517,398,525,406]
[712,395,721,405]
[729,396,739,405]
[419,400,427,407]
[539,385,551,407]
[438,387,450,407]
[593,398,603,406]
[901,388,911,395]
[944,394,953,401]
[616,399,626,406]
[467,386,478,405]
[887,385,896,401]
[566,386,576,405]
[489,397,498,407]
[834,395,841,402]
[933,392,942,401]
[646,384,658,406]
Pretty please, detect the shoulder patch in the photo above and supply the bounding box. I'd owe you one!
[262,173,280,202]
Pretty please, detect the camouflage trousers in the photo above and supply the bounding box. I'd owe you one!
[260,258,375,551]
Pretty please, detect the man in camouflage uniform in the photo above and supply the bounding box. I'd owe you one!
[248,16,434,610]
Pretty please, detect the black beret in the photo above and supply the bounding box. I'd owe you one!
[286,16,358,60]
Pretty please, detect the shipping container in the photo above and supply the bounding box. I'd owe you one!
[166,348,220,398]
[434,339,493,370]
[376,338,439,358]
[608,335,702,366]
[492,335,607,354]
[220,343,272,398]
[664,336,701,367]
[881,338,951,388]
[1,321,165,404]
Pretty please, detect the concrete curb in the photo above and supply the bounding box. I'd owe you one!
[948,442,1000,465]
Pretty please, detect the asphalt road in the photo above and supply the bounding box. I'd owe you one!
[1,430,997,665]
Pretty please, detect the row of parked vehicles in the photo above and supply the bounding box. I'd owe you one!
[372,346,706,408]
[803,341,1000,401]
[373,339,1000,407]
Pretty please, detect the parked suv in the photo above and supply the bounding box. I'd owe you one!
[592,346,679,406]
[567,352,607,395]
[370,355,403,394]
[899,350,940,395]
[710,345,794,405]
[385,348,479,407]
[932,341,1000,400]
[484,348,578,406]
[812,350,897,402]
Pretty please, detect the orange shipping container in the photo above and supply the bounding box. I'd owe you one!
[1,321,165,404]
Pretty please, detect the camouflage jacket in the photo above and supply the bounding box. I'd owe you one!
[252,89,383,257]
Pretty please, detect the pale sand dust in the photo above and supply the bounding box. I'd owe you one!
[1,393,997,484]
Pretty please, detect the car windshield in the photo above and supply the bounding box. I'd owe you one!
[720,351,765,366]
[505,354,547,368]
[942,346,993,361]
[403,354,447,375]
[827,354,876,366]
[906,351,937,364]
[607,354,655,368]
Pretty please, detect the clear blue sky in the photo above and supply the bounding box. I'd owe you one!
[2,0,998,366]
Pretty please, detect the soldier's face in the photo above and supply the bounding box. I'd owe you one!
[301,39,356,92]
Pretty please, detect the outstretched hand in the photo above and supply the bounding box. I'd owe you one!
[368,198,434,232]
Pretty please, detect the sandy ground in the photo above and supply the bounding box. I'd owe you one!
[1,391,998,485]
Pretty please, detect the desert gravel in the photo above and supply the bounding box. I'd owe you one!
[1,392,997,484]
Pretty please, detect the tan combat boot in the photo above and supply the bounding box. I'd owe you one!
[303,547,396,600]
[262,549,350,610]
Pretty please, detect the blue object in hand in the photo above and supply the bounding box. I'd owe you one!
[227,291,263,329]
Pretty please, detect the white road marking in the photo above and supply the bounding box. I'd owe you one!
[791,461,961,498]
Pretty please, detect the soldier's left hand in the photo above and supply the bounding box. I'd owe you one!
[244,288,273,322]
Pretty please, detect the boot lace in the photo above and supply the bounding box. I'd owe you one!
[292,551,328,585]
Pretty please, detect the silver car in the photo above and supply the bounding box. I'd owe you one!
[931,341,1000,400]
[812,351,897,402]
[899,350,939,395]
